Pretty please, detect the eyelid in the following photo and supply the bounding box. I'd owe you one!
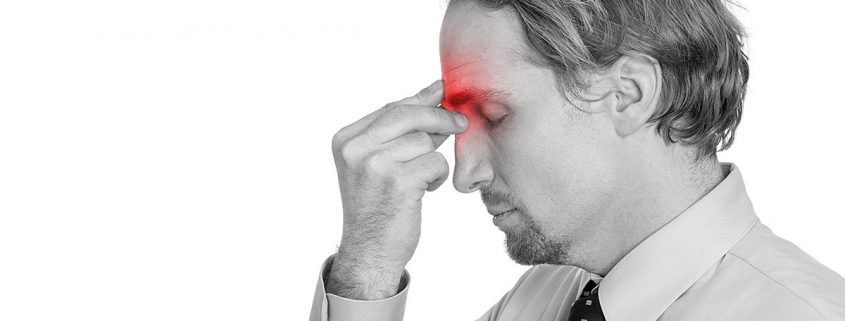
[482,103,509,120]
[483,108,510,128]
[488,114,509,126]
[442,101,508,127]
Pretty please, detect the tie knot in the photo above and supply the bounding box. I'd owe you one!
[581,279,600,298]
[568,279,606,321]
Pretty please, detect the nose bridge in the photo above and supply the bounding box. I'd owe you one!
[453,132,493,193]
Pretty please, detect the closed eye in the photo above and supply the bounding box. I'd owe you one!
[482,105,510,128]
[486,113,509,128]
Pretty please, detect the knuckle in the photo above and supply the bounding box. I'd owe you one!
[374,107,403,129]
[337,138,359,164]
[390,105,410,120]
[410,132,434,150]
[433,152,449,169]
[362,153,387,175]
[338,147,354,165]
[430,108,455,127]
[410,154,448,185]
[417,85,433,97]
[378,107,407,131]
[371,144,392,160]
[383,102,399,110]
[331,130,345,152]
[385,170,404,188]
[418,152,446,172]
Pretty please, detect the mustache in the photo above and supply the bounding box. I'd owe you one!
[480,187,520,208]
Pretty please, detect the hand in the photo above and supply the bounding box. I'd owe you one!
[326,80,468,300]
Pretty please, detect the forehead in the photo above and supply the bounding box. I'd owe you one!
[439,2,531,90]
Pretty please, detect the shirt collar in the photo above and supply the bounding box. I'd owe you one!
[597,162,759,321]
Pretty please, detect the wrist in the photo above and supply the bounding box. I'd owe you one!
[326,252,406,300]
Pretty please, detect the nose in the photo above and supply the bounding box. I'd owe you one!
[452,132,494,193]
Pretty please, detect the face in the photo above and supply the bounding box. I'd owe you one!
[440,2,621,265]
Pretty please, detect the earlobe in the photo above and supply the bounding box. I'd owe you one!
[608,54,662,138]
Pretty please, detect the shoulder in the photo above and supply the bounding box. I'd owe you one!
[676,221,845,320]
[480,264,585,320]
[504,264,587,305]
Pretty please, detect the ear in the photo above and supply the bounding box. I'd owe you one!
[605,54,662,137]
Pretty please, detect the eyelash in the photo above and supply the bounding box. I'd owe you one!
[486,114,508,128]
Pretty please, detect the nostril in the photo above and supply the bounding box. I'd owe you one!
[468,182,480,191]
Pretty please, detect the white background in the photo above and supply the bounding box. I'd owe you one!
[1,1,843,320]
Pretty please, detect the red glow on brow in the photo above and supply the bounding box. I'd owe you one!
[445,87,499,111]
[441,53,498,138]
[444,88,480,111]
[444,86,508,115]
[442,85,498,139]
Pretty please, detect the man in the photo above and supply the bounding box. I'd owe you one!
[309,0,845,320]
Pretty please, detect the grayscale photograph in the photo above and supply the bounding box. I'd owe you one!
[1,1,844,320]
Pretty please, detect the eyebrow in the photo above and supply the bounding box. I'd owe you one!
[444,87,511,109]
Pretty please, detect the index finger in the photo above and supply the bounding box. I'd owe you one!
[365,104,468,144]
[333,80,444,143]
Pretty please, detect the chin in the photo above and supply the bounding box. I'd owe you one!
[503,219,571,266]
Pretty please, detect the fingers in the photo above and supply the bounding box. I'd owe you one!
[378,131,450,162]
[328,80,454,276]
[333,108,390,148]
[333,80,446,144]
[403,151,450,192]
[355,130,451,193]
[331,79,458,195]
[365,105,467,144]
[379,132,435,162]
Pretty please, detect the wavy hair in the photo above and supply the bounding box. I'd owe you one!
[451,0,749,159]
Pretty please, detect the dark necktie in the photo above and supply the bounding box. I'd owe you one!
[567,279,606,321]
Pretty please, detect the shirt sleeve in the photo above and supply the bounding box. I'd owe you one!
[309,254,411,321]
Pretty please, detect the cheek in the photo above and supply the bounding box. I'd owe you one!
[495,114,602,222]
[502,129,569,205]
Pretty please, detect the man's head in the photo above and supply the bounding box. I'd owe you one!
[439,0,748,268]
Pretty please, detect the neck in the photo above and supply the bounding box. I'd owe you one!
[573,149,726,276]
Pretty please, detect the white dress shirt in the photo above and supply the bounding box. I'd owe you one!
[310,163,845,320]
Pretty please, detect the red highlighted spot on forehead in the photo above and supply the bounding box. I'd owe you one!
[443,86,510,112]
[441,81,513,140]
[441,55,507,110]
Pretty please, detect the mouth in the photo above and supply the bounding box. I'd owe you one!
[492,209,515,217]
[492,209,516,226]
[487,206,515,217]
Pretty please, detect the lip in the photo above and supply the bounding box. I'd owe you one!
[495,209,515,217]
[487,208,515,216]
[492,209,516,227]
